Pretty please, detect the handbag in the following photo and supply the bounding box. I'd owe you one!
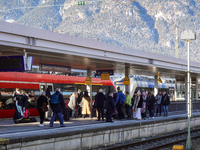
[42,102,48,112]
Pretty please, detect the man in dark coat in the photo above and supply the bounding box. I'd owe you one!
[96,89,105,121]
[105,93,115,122]
[76,89,83,117]
[37,92,48,127]
[146,92,155,118]
[49,88,65,127]
[161,91,170,117]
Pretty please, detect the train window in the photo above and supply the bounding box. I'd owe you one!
[47,85,53,92]
[92,85,102,93]
[40,85,45,92]
[61,84,75,92]
[0,89,14,109]
[77,85,86,92]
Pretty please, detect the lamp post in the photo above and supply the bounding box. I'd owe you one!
[181,30,196,149]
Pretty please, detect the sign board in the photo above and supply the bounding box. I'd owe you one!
[85,76,91,85]
[40,63,71,73]
[181,30,196,40]
[96,70,114,76]
[101,73,109,80]
[123,76,130,85]
[158,78,162,83]
[0,55,33,72]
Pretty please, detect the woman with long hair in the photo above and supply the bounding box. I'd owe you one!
[81,91,92,118]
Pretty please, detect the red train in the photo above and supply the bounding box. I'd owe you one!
[0,72,115,119]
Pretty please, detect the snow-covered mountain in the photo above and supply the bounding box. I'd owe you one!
[0,0,199,62]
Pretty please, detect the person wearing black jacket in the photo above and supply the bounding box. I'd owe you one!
[37,92,48,127]
[105,93,115,122]
[146,92,155,118]
[96,89,106,121]
[161,91,170,117]
[49,88,65,127]
[76,89,83,117]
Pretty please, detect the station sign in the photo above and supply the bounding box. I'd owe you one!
[96,70,114,76]
[101,73,110,80]
[158,78,162,83]
[85,76,91,85]
[123,76,130,85]
[0,55,33,72]
[40,63,71,73]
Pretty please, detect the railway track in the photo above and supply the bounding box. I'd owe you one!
[105,128,200,150]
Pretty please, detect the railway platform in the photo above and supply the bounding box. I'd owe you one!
[0,111,200,150]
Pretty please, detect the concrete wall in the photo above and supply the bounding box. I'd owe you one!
[2,116,200,150]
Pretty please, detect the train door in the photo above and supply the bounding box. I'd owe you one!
[40,83,54,93]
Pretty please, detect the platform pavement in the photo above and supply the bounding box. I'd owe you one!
[0,110,200,140]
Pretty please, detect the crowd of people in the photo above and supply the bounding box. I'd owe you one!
[13,87,170,127]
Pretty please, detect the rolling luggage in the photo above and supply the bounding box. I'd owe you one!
[63,108,70,121]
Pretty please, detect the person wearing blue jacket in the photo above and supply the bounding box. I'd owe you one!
[49,88,65,127]
[115,87,125,119]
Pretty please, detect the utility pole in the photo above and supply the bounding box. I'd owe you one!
[181,30,196,149]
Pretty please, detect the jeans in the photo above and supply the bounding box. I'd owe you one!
[15,102,23,118]
[156,104,162,115]
[116,103,124,119]
[125,105,131,118]
[97,107,104,120]
[38,108,45,124]
[150,109,154,117]
[163,105,169,116]
[71,110,74,117]
[50,112,64,126]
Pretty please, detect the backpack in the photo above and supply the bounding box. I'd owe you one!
[51,93,61,104]
[120,93,126,104]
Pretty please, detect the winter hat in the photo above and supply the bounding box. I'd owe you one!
[99,89,103,93]
[142,92,146,96]
[148,92,151,95]
[56,88,61,92]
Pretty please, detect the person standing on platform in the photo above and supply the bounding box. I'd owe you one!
[96,89,106,121]
[49,88,65,127]
[155,91,163,117]
[125,91,131,119]
[141,91,147,120]
[161,91,170,117]
[133,90,143,120]
[82,91,92,118]
[132,91,137,119]
[115,87,126,119]
[37,92,48,127]
[68,92,77,117]
[105,93,115,122]
[147,92,155,119]
[76,89,83,117]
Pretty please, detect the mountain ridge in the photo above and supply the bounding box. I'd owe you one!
[0,0,199,62]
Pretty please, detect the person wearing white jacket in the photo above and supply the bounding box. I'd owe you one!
[68,92,77,117]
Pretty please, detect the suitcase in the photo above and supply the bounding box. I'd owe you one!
[63,108,70,121]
